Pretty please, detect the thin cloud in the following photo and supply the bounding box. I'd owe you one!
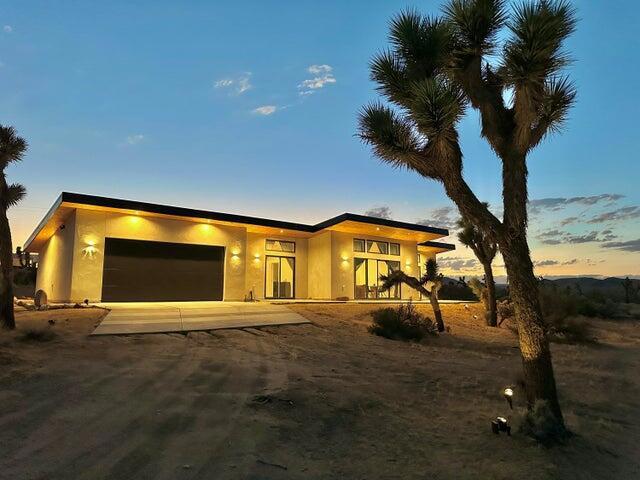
[602,238,640,252]
[417,206,459,229]
[528,193,624,214]
[559,216,579,226]
[364,206,392,220]
[438,256,478,272]
[3,25,12,33]
[299,64,336,95]
[587,206,640,224]
[538,228,618,245]
[214,73,252,95]
[125,134,145,145]
[252,105,277,116]
[533,258,579,267]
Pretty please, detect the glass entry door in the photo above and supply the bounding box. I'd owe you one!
[265,256,295,299]
[354,258,400,299]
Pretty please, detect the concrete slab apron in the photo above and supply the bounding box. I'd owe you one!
[91,302,310,335]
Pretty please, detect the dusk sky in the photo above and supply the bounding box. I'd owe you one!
[1,0,638,279]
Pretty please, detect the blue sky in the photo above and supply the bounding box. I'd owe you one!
[1,0,639,277]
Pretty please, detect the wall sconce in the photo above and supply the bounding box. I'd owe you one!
[82,244,98,258]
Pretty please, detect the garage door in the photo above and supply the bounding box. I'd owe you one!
[101,238,224,302]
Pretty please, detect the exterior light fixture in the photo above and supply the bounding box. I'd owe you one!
[491,416,511,435]
[503,387,514,409]
[376,227,380,231]
[279,229,284,233]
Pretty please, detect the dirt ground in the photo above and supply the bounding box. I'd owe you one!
[0,303,638,480]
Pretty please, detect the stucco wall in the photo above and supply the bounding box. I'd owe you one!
[65,209,248,302]
[307,231,332,299]
[35,210,76,302]
[330,231,420,300]
[245,233,308,300]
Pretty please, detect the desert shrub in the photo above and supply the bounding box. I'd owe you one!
[18,328,57,342]
[368,301,437,341]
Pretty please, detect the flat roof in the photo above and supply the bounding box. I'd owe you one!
[24,192,452,251]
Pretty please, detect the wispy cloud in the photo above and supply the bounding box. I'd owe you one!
[3,25,12,34]
[528,193,624,215]
[417,206,459,229]
[299,64,336,95]
[533,258,578,267]
[125,134,145,145]
[364,206,393,220]
[538,228,618,245]
[587,206,640,224]
[438,256,478,272]
[602,238,640,252]
[252,105,277,116]
[214,72,252,95]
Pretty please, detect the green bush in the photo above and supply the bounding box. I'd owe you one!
[368,301,437,341]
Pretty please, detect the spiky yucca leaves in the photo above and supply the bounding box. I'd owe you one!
[0,124,28,330]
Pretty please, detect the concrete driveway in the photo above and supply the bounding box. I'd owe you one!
[92,301,310,335]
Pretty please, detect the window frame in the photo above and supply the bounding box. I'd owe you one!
[389,242,400,256]
[264,255,296,299]
[265,239,296,253]
[353,238,366,253]
[366,240,389,255]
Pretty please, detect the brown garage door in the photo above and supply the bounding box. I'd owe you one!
[101,238,224,302]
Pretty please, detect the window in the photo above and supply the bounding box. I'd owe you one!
[354,258,401,299]
[265,256,295,298]
[389,242,400,256]
[353,238,365,252]
[367,240,389,254]
[266,239,295,253]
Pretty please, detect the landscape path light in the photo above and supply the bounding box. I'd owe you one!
[491,416,511,436]
[503,387,514,410]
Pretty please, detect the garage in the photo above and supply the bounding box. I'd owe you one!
[101,238,225,302]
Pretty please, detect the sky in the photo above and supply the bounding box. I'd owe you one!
[1,0,639,280]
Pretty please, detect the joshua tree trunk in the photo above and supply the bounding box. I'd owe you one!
[482,262,497,327]
[0,200,16,330]
[429,290,444,332]
[500,234,563,424]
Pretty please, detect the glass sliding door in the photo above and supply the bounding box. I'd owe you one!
[354,258,368,299]
[353,258,401,299]
[265,256,295,299]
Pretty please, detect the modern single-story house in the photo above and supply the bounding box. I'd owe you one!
[23,192,455,303]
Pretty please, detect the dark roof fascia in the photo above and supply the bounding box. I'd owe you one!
[419,240,456,250]
[313,212,449,236]
[59,192,317,232]
[26,193,451,248]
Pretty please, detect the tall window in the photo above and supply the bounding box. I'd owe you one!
[354,258,401,299]
[265,256,295,299]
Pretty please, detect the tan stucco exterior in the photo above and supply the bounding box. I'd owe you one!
[29,194,453,303]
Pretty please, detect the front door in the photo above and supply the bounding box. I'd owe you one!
[265,256,295,299]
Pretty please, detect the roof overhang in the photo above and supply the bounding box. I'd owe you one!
[24,192,452,252]
[418,240,456,254]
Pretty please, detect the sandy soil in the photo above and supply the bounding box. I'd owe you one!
[0,303,638,479]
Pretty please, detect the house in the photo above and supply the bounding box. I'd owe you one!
[23,192,454,303]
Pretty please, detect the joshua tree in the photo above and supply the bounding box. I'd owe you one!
[0,125,28,330]
[621,277,638,304]
[457,208,498,326]
[358,0,576,432]
[381,258,445,332]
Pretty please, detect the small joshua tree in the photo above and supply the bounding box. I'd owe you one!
[381,258,445,332]
[621,277,639,304]
[457,208,498,326]
[0,125,28,330]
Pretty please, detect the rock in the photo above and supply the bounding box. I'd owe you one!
[34,290,48,309]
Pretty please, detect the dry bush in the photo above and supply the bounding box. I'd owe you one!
[368,301,437,342]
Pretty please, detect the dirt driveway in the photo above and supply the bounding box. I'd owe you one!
[1,304,639,479]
